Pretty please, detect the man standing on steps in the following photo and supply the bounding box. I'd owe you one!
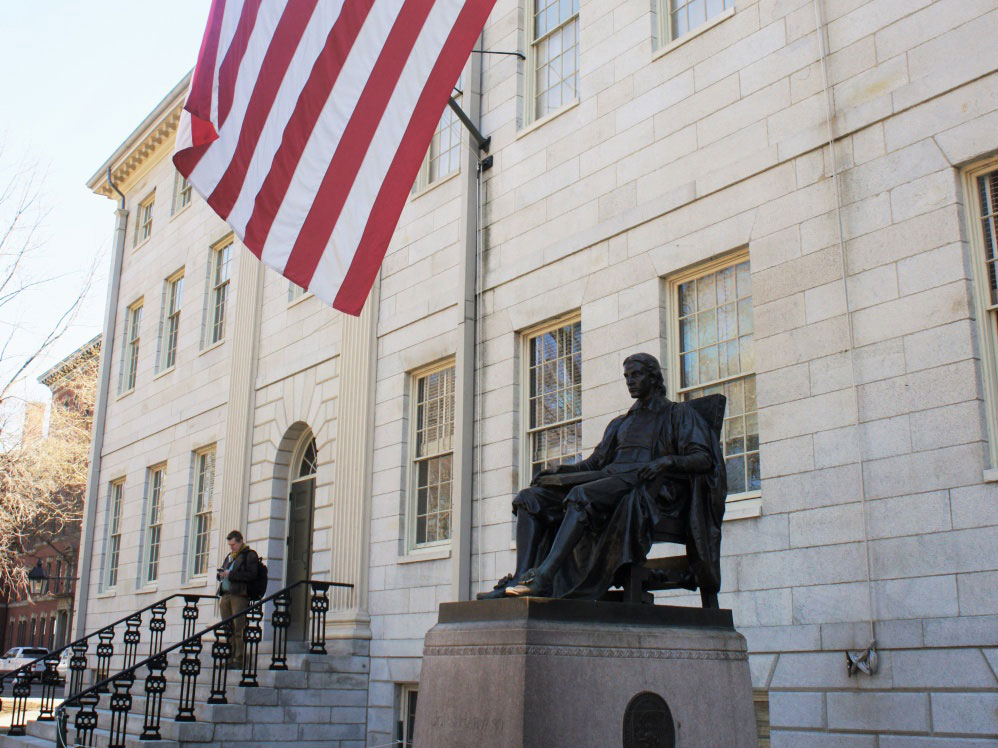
[216,530,260,668]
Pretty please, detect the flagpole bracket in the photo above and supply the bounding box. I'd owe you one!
[479,155,494,172]
[448,97,491,154]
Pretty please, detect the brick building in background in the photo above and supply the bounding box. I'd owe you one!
[74,1,996,745]
[0,336,98,653]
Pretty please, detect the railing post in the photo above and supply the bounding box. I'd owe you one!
[70,637,89,696]
[7,669,31,736]
[107,671,134,748]
[270,588,291,671]
[239,602,263,687]
[140,654,167,739]
[309,582,330,654]
[123,611,142,669]
[208,621,233,704]
[38,650,62,720]
[74,690,101,748]
[148,599,167,657]
[94,625,115,692]
[181,595,202,640]
[175,633,202,721]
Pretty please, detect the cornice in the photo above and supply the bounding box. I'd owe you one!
[86,70,192,200]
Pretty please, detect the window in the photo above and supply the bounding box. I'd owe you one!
[105,480,124,589]
[144,466,165,584]
[670,254,760,498]
[135,192,155,245]
[965,160,998,468]
[288,279,307,303]
[119,301,142,394]
[410,364,455,547]
[173,172,192,213]
[524,318,582,481]
[189,448,216,577]
[159,272,184,371]
[412,94,462,191]
[527,0,579,123]
[204,240,232,346]
[660,0,734,43]
[395,686,418,748]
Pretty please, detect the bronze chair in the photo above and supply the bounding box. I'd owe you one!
[619,393,727,608]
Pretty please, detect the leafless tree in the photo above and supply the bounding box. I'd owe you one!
[0,151,100,594]
[0,354,97,594]
[0,151,97,407]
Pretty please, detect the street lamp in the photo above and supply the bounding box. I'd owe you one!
[27,559,47,596]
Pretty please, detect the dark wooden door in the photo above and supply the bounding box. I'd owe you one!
[287,478,315,641]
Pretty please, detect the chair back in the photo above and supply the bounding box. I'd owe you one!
[684,393,726,440]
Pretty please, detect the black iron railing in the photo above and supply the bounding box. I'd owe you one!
[0,592,216,737]
[55,579,351,748]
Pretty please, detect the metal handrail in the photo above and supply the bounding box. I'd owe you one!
[0,592,217,735]
[0,592,216,688]
[54,578,352,748]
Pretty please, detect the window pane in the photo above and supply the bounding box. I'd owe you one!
[413,367,455,546]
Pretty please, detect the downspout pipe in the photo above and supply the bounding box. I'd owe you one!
[72,169,127,639]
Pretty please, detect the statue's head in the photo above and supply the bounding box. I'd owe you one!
[622,353,667,400]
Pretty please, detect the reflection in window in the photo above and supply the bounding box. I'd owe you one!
[412,366,455,546]
[531,0,579,121]
[527,319,582,478]
[676,259,760,495]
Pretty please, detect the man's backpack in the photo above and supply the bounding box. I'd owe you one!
[247,556,268,599]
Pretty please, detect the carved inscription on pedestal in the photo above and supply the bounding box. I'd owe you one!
[623,691,676,748]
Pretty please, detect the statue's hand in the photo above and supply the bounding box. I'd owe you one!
[638,456,675,482]
[531,468,557,485]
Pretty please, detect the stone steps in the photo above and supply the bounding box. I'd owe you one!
[0,641,370,748]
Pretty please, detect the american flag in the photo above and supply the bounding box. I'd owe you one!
[174,0,496,315]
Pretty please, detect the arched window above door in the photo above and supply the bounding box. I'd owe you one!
[295,436,317,481]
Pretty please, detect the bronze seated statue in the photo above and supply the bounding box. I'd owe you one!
[478,352,728,608]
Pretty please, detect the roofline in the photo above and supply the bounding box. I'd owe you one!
[86,69,193,194]
[38,334,102,389]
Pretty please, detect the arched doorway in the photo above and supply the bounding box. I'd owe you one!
[287,433,317,641]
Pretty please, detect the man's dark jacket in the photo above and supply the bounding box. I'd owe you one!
[216,545,260,597]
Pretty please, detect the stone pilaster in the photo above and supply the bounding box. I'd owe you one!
[328,280,380,639]
[218,246,264,543]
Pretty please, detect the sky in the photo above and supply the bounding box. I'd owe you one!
[0,1,211,409]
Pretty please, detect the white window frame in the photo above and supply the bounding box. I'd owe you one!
[658,0,735,46]
[172,172,192,215]
[519,314,583,490]
[524,0,580,126]
[964,157,998,473]
[187,447,216,579]
[157,270,184,373]
[104,480,124,590]
[118,300,143,395]
[412,92,463,193]
[407,361,456,550]
[287,278,308,304]
[142,464,166,586]
[394,685,418,748]
[666,249,761,510]
[134,191,155,246]
[202,238,233,348]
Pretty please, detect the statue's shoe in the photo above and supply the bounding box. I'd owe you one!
[504,569,553,597]
[475,573,514,600]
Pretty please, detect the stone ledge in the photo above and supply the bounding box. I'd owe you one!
[439,596,733,629]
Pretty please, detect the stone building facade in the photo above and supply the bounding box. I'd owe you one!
[77,0,997,745]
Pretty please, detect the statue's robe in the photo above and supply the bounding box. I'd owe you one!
[512,393,726,599]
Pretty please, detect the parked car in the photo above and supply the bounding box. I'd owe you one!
[57,648,71,682]
[0,646,50,679]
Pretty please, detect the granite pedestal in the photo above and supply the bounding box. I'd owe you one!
[412,597,756,748]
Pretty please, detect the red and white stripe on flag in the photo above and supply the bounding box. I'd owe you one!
[173,0,497,316]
